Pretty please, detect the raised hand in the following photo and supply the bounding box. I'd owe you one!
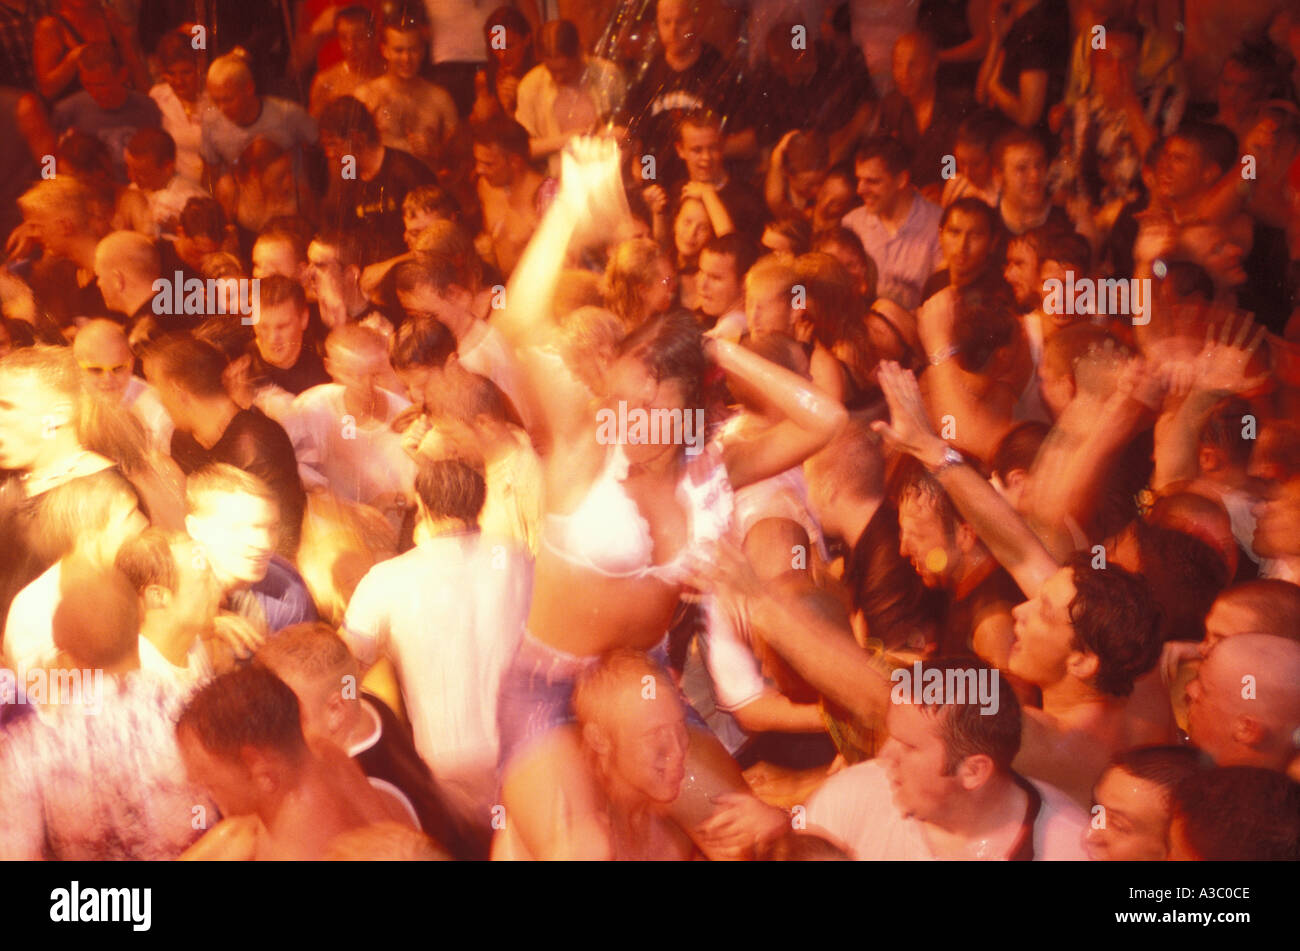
[1192,310,1270,396]
[870,361,947,466]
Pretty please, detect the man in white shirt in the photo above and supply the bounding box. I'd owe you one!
[72,317,173,454]
[842,136,942,311]
[342,458,532,827]
[284,324,415,530]
[807,658,1089,860]
[515,19,626,177]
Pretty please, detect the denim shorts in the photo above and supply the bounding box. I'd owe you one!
[496,632,707,771]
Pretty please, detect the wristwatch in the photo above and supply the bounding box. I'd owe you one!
[927,445,964,475]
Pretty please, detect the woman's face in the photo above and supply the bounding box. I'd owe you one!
[674,199,712,259]
[605,354,692,464]
[812,176,856,232]
[644,257,677,315]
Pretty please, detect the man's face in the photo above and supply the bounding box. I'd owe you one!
[955,140,993,189]
[207,76,255,124]
[337,17,376,70]
[1252,479,1300,559]
[403,208,438,249]
[1200,597,1259,658]
[74,332,133,401]
[940,208,992,287]
[892,36,933,99]
[855,157,906,217]
[878,702,959,822]
[1037,258,1080,328]
[395,365,433,403]
[253,299,308,370]
[325,344,385,398]
[606,685,689,804]
[746,282,792,336]
[1009,566,1078,686]
[473,143,514,188]
[898,491,958,589]
[187,492,280,589]
[252,238,301,282]
[999,143,1047,210]
[270,665,333,742]
[382,27,424,81]
[319,132,354,169]
[178,726,256,817]
[1004,240,1040,310]
[1217,60,1264,117]
[1180,223,1248,290]
[1085,767,1173,861]
[124,150,173,191]
[305,241,345,303]
[161,58,199,102]
[80,64,129,110]
[1184,644,1238,763]
[657,0,697,60]
[695,250,742,317]
[1155,137,1209,204]
[0,371,62,470]
[676,124,724,184]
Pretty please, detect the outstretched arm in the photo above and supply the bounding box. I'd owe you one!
[873,361,1059,600]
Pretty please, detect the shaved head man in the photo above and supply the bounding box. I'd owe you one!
[72,318,174,453]
[206,55,259,127]
[93,230,162,324]
[1186,633,1300,777]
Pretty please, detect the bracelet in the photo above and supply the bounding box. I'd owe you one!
[926,445,964,475]
[928,344,960,367]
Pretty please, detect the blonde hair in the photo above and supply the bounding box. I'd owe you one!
[603,238,667,328]
[744,254,797,300]
[295,492,397,626]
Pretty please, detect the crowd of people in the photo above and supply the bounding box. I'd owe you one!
[1,0,1299,861]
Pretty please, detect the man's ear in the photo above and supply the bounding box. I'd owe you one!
[1066,647,1100,685]
[324,689,348,736]
[1198,445,1223,474]
[242,746,278,794]
[1231,714,1268,751]
[956,752,995,791]
[955,520,979,555]
[143,583,171,613]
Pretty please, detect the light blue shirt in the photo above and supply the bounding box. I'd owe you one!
[842,190,942,312]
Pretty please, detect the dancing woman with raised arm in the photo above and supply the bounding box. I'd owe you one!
[491,139,847,860]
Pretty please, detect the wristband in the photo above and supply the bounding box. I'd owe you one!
[928,344,960,367]
[927,445,964,475]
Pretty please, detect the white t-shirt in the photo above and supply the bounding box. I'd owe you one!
[137,634,212,693]
[341,533,532,813]
[3,562,60,671]
[283,383,415,507]
[127,173,208,238]
[806,760,1091,860]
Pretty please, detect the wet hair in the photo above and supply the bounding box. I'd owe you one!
[1107,745,1206,796]
[896,454,963,540]
[470,116,531,160]
[115,526,186,595]
[257,273,308,313]
[913,658,1021,775]
[854,135,911,176]
[1128,520,1231,643]
[177,665,308,760]
[318,95,380,145]
[1063,552,1163,697]
[179,196,228,243]
[1170,766,1300,860]
[1214,580,1300,642]
[389,316,457,372]
[126,127,176,166]
[414,458,486,524]
[990,421,1049,481]
[615,310,707,410]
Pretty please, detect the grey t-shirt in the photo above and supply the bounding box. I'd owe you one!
[199,95,317,171]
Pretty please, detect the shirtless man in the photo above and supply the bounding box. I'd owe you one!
[471,116,551,277]
[353,15,458,170]
[177,665,414,860]
[494,650,697,860]
[308,6,384,119]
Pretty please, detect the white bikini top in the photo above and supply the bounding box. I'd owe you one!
[543,442,734,586]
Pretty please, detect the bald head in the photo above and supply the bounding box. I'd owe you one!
[207,55,258,125]
[1188,633,1300,772]
[73,319,134,400]
[207,54,253,90]
[93,230,161,316]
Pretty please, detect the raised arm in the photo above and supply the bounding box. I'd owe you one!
[714,339,847,489]
[873,361,1059,600]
